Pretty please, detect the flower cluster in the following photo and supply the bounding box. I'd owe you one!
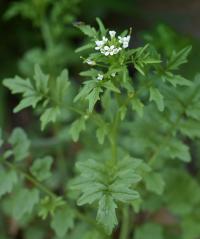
[95,30,131,56]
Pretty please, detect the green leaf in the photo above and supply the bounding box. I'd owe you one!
[86,87,103,112]
[13,188,39,220]
[3,67,70,130]
[30,156,53,181]
[8,128,30,161]
[40,107,61,130]
[164,74,192,87]
[70,117,86,142]
[75,23,97,38]
[51,205,75,237]
[103,81,120,93]
[165,139,191,162]
[70,156,141,234]
[119,105,127,120]
[144,172,165,195]
[75,43,94,53]
[54,69,70,104]
[34,64,49,95]
[38,196,65,220]
[149,87,164,111]
[134,63,145,76]
[96,124,108,144]
[0,169,17,198]
[186,102,200,121]
[96,18,106,36]
[178,119,200,139]
[80,69,99,77]
[97,195,118,235]
[74,80,97,103]
[167,46,192,70]
[3,76,42,112]
[110,183,140,202]
[3,76,34,94]
[131,98,144,117]
[14,95,42,113]
[132,44,161,75]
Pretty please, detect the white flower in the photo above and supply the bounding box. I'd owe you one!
[109,30,116,38]
[111,72,116,77]
[101,45,122,56]
[118,35,131,48]
[95,37,108,50]
[102,36,108,43]
[85,59,96,66]
[97,74,103,81]
[95,40,104,50]
[113,47,122,55]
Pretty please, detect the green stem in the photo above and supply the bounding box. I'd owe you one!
[110,111,120,163]
[119,206,130,239]
[40,18,54,50]
[4,161,56,198]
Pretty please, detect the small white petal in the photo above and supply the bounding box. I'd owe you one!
[97,74,104,81]
[109,30,116,38]
[123,43,129,48]
[102,37,108,43]
[86,59,96,65]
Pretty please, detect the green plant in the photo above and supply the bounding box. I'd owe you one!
[1,18,200,239]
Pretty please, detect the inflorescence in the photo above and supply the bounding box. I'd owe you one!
[95,30,131,56]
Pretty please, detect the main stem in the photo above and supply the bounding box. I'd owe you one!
[119,206,130,239]
[110,111,120,164]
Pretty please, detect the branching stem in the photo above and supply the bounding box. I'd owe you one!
[3,161,107,236]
